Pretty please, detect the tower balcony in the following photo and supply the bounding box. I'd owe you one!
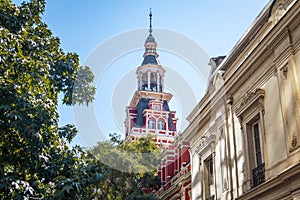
[130,127,177,137]
[127,127,178,147]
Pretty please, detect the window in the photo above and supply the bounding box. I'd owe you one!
[207,158,214,185]
[142,73,147,90]
[253,123,263,166]
[158,119,165,130]
[148,118,155,129]
[150,73,157,91]
[204,156,215,199]
[196,134,216,200]
[235,88,266,189]
[153,104,160,111]
[248,120,265,187]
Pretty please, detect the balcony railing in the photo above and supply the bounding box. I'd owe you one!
[131,127,176,137]
[252,163,265,187]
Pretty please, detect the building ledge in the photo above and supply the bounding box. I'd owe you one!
[156,162,191,199]
[238,162,300,200]
[130,90,172,107]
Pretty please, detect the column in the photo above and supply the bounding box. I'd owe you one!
[161,75,164,92]
[147,70,151,90]
[138,73,143,90]
[191,151,202,200]
[157,72,160,92]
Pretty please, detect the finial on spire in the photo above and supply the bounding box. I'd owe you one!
[149,8,153,35]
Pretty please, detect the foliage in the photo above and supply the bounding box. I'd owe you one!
[0,0,96,199]
[0,0,161,199]
[89,133,161,200]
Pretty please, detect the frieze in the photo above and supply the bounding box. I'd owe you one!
[235,88,265,117]
[194,133,216,155]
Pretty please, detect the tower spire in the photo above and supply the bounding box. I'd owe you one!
[149,8,153,35]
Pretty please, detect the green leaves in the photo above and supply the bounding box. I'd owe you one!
[0,0,95,199]
[70,66,96,106]
[0,0,159,199]
[88,134,161,199]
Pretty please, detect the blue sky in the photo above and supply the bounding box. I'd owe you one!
[41,0,269,60]
[14,0,270,146]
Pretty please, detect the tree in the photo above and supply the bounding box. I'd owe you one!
[0,0,96,199]
[0,1,162,199]
[89,134,161,200]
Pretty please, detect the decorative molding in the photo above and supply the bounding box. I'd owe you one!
[291,135,298,148]
[294,38,300,54]
[280,63,289,79]
[194,133,216,155]
[225,0,300,96]
[238,117,244,131]
[268,0,287,24]
[235,89,266,117]
[273,45,293,68]
[220,126,225,136]
[213,70,225,91]
[223,179,229,191]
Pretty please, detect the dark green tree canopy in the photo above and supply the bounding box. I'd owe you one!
[0,0,95,199]
[0,1,161,199]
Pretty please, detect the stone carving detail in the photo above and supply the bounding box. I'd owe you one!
[195,133,216,154]
[291,136,298,148]
[223,179,229,191]
[269,0,287,24]
[238,117,243,131]
[239,89,264,108]
[280,63,288,79]
[235,88,265,118]
[220,127,224,136]
[258,96,265,115]
[197,137,206,148]
[213,70,225,90]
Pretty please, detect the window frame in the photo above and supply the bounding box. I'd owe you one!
[148,118,156,129]
[202,154,215,200]
[157,119,165,130]
[252,121,264,167]
[234,88,266,189]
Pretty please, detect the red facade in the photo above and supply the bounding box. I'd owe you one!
[124,14,191,199]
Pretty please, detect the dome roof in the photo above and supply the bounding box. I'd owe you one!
[141,55,158,65]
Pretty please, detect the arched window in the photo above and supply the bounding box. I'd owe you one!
[158,119,165,130]
[141,73,148,90]
[150,72,157,91]
[150,72,157,83]
[148,118,156,129]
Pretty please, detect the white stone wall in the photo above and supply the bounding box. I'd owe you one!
[186,1,300,199]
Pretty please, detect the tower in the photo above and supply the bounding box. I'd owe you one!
[124,11,192,199]
[125,10,178,149]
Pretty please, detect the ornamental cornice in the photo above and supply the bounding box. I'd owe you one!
[136,64,165,74]
[192,132,216,156]
[224,1,299,96]
[234,88,265,117]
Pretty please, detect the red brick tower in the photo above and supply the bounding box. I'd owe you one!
[124,11,191,200]
[124,10,178,149]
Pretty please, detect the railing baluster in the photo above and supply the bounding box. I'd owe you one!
[252,163,265,187]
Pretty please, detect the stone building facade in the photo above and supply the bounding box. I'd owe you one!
[184,0,300,199]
